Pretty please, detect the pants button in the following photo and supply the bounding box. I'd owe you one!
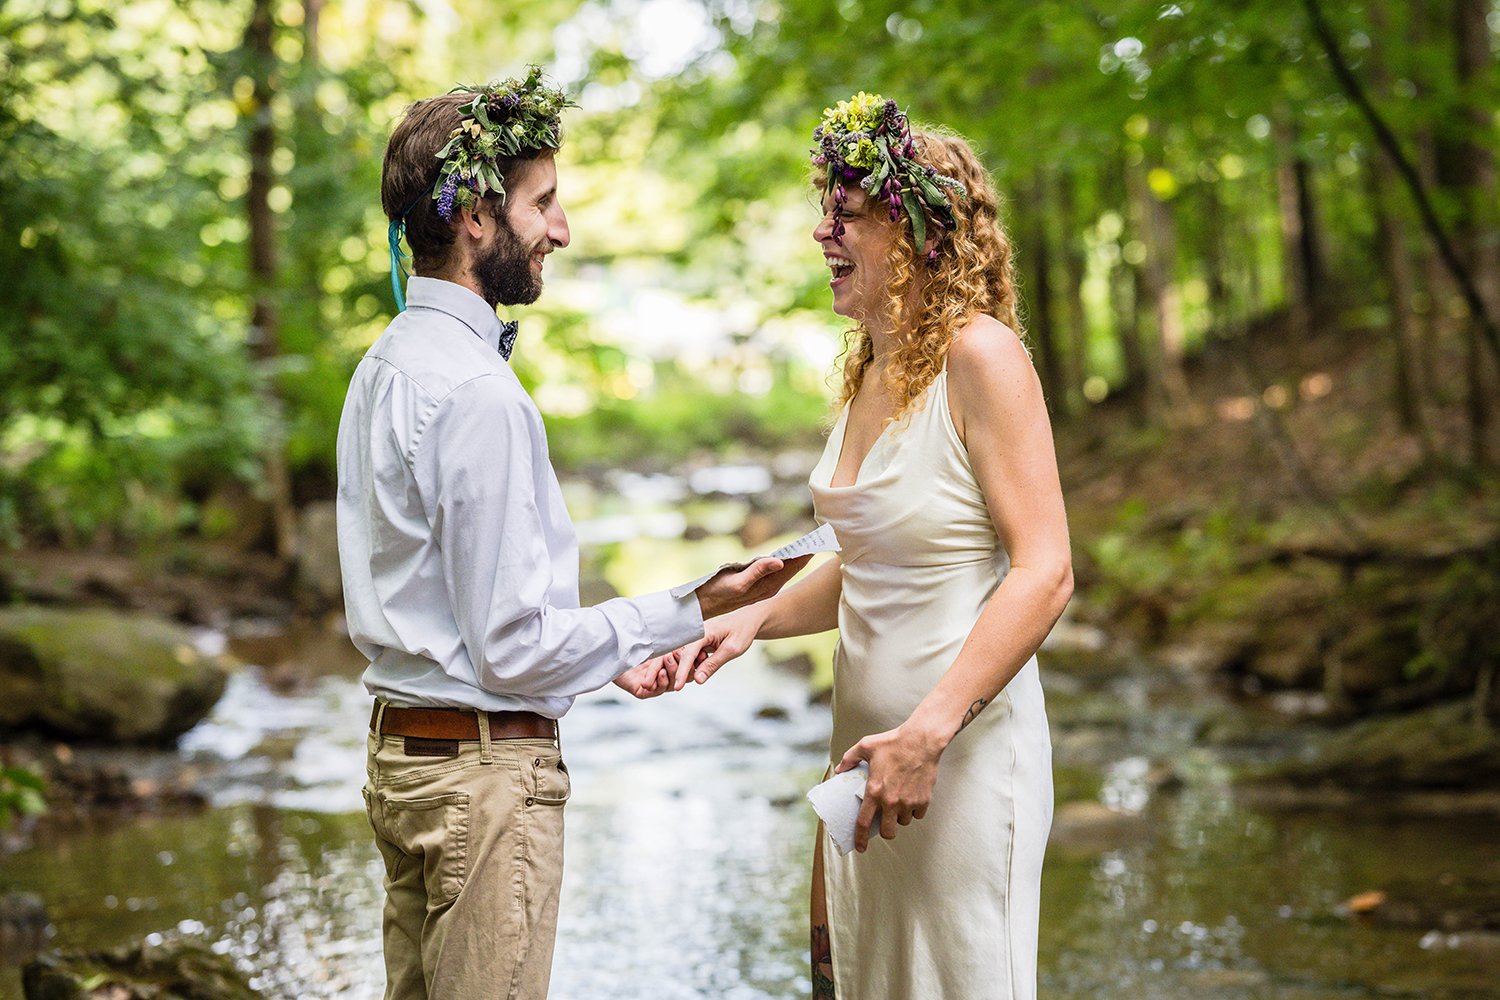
[525,797,535,806]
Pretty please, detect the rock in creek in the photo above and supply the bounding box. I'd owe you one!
[23,939,262,999]
[0,892,51,964]
[1048,800,1152,854]
[1241,700,1500,792]
[0,607,230,746]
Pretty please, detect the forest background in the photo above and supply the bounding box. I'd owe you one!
[4,0,1500,780]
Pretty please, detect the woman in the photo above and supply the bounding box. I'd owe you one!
[637,93,1072,999]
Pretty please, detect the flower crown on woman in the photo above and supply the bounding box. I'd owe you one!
[811,91,967,254]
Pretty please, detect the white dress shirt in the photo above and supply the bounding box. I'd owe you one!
[336,276,705,718]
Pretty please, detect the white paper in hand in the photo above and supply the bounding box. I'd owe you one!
[668,523,841,599]
[807,761,871,857]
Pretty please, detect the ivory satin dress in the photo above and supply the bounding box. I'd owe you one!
[809,368,1054,1000]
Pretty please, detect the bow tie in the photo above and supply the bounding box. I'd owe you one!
[498,319,519,361]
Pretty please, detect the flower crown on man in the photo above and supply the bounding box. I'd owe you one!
[811,91,967,257]
[385,66,575,311]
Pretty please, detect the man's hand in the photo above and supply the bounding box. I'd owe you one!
[695,554,811,620]
[613,652,679,699]
[664,603,767,690]
[835,722,949,852]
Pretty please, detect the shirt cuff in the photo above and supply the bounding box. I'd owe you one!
[636,586,705,656]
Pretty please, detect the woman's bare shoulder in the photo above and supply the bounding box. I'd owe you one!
[947,314,1034,397]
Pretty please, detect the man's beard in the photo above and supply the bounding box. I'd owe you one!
[474,221,544,307]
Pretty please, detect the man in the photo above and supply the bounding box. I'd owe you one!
[337,68,805,999]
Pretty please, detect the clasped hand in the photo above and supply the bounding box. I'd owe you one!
[612,585,947,850]
[612,600,765,697]
[613,554,808,699]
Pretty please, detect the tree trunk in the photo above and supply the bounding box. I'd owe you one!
[1455,0,1500,464]
[1411,0,1454,406]
[1367,162,1435,450]
[1245,177,1266,314]
[1455,0,1500,316]
[1056,170,1090,413]
[1106,154,1150,424]
[1367,0,1435,454]
[1127,157,1189,412]
[1024,171,1065,415]
[245,0,298,562]
[1114,260,1151,425]
[1274,111,1316,340]
[1201,178,1233,325]
[1294,152,1324,305]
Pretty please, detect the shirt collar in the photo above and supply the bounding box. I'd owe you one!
[405,276,512,355]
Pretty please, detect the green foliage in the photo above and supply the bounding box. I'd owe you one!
[0,765,46,828]
[546,365,828,469]
[3,0,1496,548]
[0,1,266,541]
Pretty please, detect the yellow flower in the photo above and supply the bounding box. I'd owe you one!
[821,91,886,138]
[468,121,483,137]
[846,137,878,169]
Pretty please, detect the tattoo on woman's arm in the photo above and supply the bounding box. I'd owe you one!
[957,697,988,735]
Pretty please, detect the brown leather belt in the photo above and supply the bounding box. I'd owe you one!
[371,704,558,742]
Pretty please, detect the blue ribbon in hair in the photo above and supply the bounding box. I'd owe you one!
[388,193,425,312]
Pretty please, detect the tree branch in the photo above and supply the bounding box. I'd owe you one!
[1302,0,1500,373]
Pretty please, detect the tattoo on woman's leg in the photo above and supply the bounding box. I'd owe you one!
[811,923,835,999]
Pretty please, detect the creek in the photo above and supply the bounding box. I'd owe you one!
[1,472,1496,999]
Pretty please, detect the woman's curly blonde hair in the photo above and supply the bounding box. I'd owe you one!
[817,128,1023,422]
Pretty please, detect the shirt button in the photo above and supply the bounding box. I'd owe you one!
[525,797,535,807]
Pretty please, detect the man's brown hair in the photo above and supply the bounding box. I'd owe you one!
[381,92,558,274]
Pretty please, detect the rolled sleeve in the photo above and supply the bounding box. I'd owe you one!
[633,587,706,655]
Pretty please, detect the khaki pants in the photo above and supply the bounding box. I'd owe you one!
[363,714,570,1000]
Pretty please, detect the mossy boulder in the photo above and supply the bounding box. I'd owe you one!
[1244,701,1500,791]
[0,607,229,746]
[293,500,342,609]
[23,940,262,999]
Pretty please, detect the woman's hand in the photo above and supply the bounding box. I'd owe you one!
[835,721,950,852]
[612,652,679,699]
[667,602,770,689]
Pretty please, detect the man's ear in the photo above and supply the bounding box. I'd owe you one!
[458,204,486,241]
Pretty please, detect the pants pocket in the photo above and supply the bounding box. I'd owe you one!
[525,753,571,807]
[381,790,471,903]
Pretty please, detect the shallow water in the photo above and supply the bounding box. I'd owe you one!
[3,480,1497,998]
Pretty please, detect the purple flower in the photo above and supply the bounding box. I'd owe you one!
[436,175,459,220]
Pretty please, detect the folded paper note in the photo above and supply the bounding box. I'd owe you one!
[669,523,840,599]
[807,761,874,857]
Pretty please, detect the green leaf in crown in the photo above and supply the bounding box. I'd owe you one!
[432,65,577,221]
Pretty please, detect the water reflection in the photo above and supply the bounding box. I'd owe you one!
[3,475,1498,998]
